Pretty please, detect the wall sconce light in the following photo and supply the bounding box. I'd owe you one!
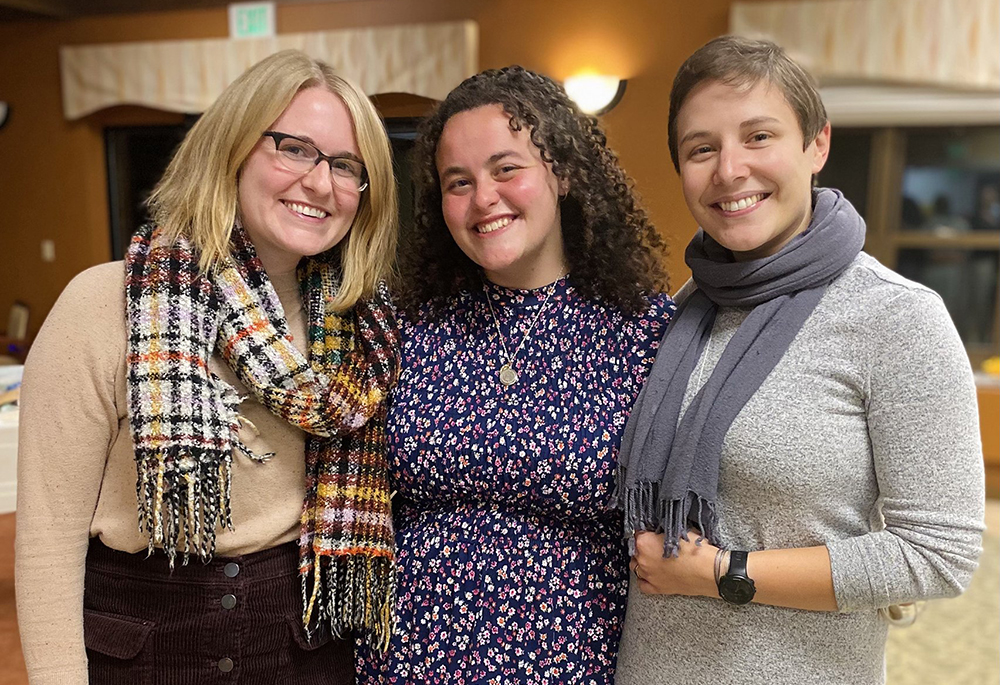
[0,102,8,130]
[564,75,627,115]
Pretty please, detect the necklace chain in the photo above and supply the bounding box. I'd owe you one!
[484,278,563,386]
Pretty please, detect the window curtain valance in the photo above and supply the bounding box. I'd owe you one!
[730,0,999,91]
[59,20,478,120]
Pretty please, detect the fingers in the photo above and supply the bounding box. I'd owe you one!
[633,530,664,556]
[630,559,655,594]
[629,555,648,587]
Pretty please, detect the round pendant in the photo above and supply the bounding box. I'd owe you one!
[499,364,518,386]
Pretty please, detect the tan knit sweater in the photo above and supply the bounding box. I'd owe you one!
[15,262,311,685]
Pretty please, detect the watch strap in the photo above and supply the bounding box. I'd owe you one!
[727,550,749,578]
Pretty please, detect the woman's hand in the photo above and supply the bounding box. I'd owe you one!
[629,530,718,598]
[630,532,839,611]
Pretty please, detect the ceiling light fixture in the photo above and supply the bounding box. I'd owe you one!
[563,75,627,115]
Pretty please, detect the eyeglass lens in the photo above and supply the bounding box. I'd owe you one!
[272,136,367,190]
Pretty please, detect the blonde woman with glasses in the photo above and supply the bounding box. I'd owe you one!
[16,50,400,685]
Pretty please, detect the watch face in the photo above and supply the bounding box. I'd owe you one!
[719,576,756,605]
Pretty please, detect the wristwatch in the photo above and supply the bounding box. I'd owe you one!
[717,550,756,605]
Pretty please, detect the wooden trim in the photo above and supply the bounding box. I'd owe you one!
[865,129,906,268]
[0,0,70,17]
[895,231,1000,250]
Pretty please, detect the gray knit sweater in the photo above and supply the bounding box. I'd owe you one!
[615,253,984,685]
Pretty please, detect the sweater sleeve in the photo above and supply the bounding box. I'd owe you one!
[15,263,127,685]
[827,285,985,612]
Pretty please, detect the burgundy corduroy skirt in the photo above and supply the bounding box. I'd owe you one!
[83,538,354,685]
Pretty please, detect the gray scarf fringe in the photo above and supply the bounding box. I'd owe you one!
[619,482,719,557]
[614,188,866,557]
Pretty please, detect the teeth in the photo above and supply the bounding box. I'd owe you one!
[719,194,764,212]
[285,201,329,219]
[477,217,513,234]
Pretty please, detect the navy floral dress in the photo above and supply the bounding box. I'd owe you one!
[358,277,674,684]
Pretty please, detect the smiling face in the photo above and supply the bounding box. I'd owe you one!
[675,79,831,261]
[436,104,568,289]
[238,87,362,275]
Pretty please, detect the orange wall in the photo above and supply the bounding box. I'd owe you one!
[0,0,736,338]
[980,385,999,497]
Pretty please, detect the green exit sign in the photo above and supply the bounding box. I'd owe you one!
[229,2,276,39]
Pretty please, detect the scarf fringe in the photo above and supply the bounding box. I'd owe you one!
[233,415,276,463]
[301,554,396,653]
[620,474,719,558]
[135,448,234,567]
[126,225,399,645]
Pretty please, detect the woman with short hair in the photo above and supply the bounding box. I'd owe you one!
[615,36,984,685]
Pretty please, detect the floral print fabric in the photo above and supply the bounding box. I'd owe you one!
[358,277,674,684]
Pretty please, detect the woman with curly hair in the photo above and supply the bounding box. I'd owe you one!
[357,66,673,683]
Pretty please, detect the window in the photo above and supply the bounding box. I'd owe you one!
[819,126,1000,365]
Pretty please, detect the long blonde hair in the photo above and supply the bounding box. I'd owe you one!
[147,50,397,311]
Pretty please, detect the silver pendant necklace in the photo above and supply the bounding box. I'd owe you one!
[485,279,562,387]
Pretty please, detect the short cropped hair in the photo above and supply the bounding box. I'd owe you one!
[667,36,828,172]
[148,49,397,311]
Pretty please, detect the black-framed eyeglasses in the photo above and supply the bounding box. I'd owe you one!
[263,131,369,192]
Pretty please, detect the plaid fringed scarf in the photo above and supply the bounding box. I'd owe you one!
[125,224,400,650]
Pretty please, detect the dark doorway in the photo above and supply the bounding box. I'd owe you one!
[105,120,196,260]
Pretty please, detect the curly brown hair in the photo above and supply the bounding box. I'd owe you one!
[396,65,668,315]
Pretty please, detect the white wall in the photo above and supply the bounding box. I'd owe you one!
[0,366,23,514]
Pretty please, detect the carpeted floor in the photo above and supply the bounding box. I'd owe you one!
[886,502,1000,685]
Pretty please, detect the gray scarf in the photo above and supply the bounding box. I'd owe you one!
[615,188,865,556]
